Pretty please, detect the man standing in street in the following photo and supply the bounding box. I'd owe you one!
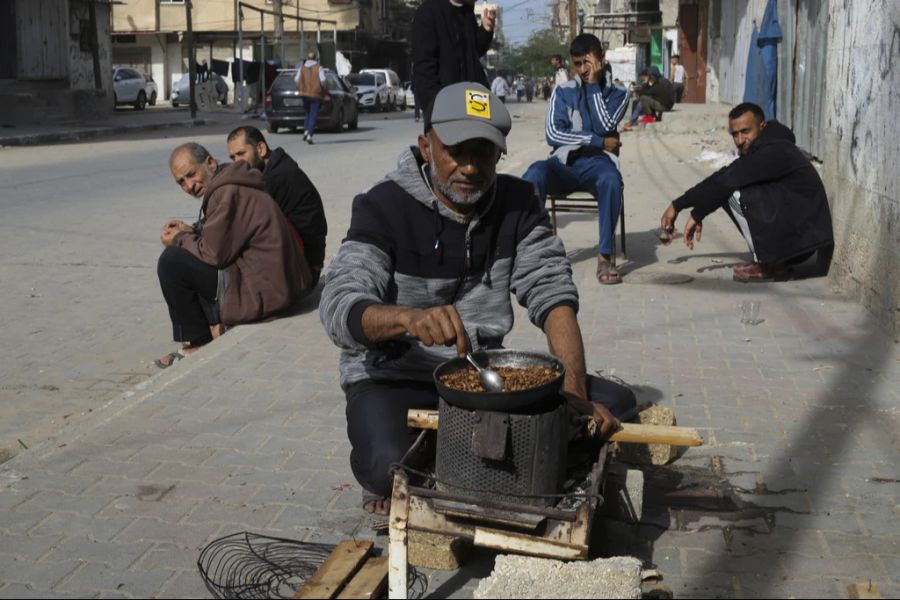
[319,82,634,515]
[296,52,329,145]
[671,54,686,103]
[660,102,834,282]
[551,54,569,86]
[523,34,629,285]
[491,73,509,103]
[226,126,328,287]
[412,0,495,116]
[156,143,312,367]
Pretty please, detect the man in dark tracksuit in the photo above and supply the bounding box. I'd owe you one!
[660,102,834,282]
[412,0,495,116]
[227,126,328,286]
[320,83,635,515]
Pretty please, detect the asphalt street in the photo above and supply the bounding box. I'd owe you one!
[0,108,425,459]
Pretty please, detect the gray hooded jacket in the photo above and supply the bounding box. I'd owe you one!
[319,146,579,389]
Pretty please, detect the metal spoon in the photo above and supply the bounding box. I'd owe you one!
[463,330,504,393]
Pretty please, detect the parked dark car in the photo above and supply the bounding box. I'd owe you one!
[265,69,359,134]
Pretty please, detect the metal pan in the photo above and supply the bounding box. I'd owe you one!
[433,349,566,412]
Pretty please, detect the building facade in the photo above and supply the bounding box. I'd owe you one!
[0,0,114,124]
[110,0,407,102]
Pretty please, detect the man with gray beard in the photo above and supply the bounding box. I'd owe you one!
[320,82,635,515]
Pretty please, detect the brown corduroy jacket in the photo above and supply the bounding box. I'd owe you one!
[175,161,311,324]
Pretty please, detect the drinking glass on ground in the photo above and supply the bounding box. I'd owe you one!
[739,300,761,325]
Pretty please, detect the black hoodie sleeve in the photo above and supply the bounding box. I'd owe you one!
[672,136,807,222]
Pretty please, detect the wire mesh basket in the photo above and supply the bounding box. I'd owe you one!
[197,532,334,599]
[197,531,428,599]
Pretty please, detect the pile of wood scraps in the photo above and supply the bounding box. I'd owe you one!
[292,540,388,600]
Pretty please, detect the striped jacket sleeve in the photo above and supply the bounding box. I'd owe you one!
[584,84,629,132]
[545,85,597,148]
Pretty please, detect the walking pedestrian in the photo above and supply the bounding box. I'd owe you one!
[296,52,329,145]
[491,74,509,103]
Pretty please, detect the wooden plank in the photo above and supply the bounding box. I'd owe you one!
[847,582,881,599]
[610,423,703,447]
[337,556,389,600]
[388,471,411,600]
[407,409,703,447]
[293,540,373,599]
[473,526,586,560]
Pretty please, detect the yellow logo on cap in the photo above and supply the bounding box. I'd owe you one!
[465,89,491,119]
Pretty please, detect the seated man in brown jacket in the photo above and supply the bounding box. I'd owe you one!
[155,142,312,367]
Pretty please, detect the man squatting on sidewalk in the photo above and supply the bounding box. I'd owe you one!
[320,82,636,516]
[660,102,834,283]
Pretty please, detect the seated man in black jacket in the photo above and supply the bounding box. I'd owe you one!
[660,102,834,282]
[623,66,675,130]
[227,126,328,286]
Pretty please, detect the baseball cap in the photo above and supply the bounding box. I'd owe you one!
[425,82,512,152]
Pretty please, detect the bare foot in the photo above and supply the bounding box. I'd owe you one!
[209,323,226,339]
[364,498,391,516]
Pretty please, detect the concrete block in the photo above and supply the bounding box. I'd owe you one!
[614,404,679,465]
[408,531,472,571]
[474,554,642,599]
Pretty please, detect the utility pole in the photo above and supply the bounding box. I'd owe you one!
[186,0,197,119]
[568,0,578,46]
[272,0,284,63]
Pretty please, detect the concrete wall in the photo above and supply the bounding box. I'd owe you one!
[822,0,900,332]
[113,0,157,32]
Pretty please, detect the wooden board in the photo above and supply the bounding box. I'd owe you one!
[294,540,373,599]
[473,526,586,560]
[336,556,389,599]
[847,582,881,599]
[407,409,703,447]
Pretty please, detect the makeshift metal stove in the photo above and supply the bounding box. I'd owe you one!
[387,350,611,599]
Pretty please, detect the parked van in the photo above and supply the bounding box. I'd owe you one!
[360,68,405,111]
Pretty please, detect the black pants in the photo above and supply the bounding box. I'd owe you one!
[345,375,637,498]
[157,245,218,346]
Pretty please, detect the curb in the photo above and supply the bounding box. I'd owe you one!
[0,117,219,147]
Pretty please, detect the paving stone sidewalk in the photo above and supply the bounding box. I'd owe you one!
[0,102,897,599]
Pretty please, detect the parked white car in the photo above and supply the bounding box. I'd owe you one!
[348,72,391,112]
[143,74,158,106]
[360,68,404,110]
[112,67,150,110]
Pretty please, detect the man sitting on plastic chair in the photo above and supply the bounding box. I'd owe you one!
[522,33,628,285]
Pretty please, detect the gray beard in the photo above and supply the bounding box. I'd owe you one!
[430,164,493,207]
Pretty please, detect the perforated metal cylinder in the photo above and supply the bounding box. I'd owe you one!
[435,397,568,507]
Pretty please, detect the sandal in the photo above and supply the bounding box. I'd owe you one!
[154,350,185,369]
[733,262,792,283]
[596,260,622,285]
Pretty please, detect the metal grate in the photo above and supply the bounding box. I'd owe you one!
[435,398,568,507]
